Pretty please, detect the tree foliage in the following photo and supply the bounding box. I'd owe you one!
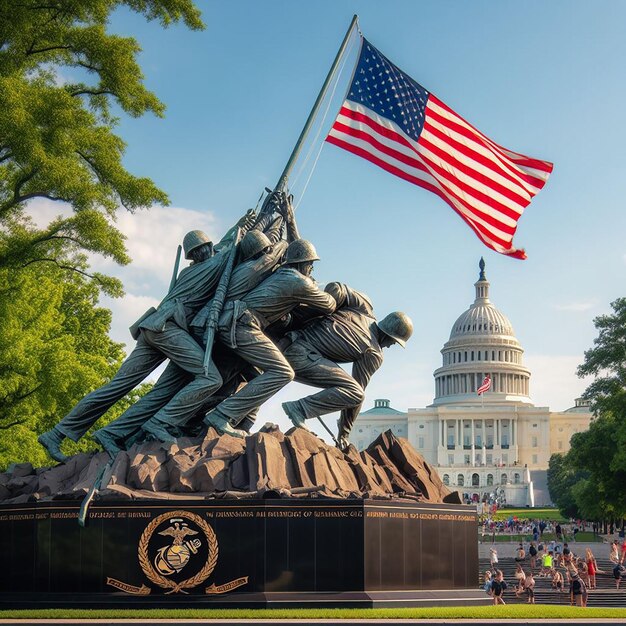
[0,0,204,286]
[0,1,200,468]
[546,453,587,519]
[549,299,626,520]
[0,257,143,469]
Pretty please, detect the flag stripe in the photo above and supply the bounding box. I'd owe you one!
[340,103,528,227]
[324,38,552,259]
[329,116,519,246]
[326,134,513,255]
[331,114,518,234]
[430,96,553,176]
[425,103,547,194]
[422,115,540,198]
[326,129,520,253]
[330,106,522,242]
[420,125,532,206]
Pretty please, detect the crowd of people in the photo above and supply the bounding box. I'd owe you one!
[484,536,626,606]
[479,517,593,542]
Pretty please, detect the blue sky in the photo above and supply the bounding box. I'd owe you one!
[34,1,626,435]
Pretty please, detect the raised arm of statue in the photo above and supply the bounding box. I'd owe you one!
[215,209,256,252]
[277,193,300,242]
[325,282,374,315]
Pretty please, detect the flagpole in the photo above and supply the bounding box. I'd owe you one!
[275,14,360,192]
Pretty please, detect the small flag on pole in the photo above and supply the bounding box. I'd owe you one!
[477,376,492,395]
[326,38,553,259]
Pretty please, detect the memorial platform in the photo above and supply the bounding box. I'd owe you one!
[0,498,484,609]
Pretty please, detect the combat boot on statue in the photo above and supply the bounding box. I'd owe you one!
[204,409,247,439]
[92,429,122,460]
[142,419,177,443]
[38,428,68,463]
[282,400,310,431]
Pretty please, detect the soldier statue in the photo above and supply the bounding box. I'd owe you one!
[37,214,252,462]
[280,282,413,449]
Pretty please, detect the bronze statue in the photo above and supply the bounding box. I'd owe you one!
[38,191,413,461]
[37,214,253,462]
[281,283,413,449]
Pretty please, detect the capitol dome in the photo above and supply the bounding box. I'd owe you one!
[432,258,531,406]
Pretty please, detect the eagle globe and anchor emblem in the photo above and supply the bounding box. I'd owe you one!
[106,510,248,595]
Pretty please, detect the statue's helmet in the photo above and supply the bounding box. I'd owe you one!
[377,312,414,348]
[239,230,271,262]
[285,239,320,265]
[183,230,212,260]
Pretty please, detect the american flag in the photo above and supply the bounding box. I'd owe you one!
[477,376,492,395]
[326,38,553,259]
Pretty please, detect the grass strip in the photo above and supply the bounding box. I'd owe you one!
[490,508,567,522]
[2,605,626,619]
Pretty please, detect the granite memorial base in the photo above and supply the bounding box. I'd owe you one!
[0,498,487,608]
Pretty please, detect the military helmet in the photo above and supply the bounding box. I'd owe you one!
[285,239,319,265]
[377,312,414,348]
[239,230,271,261]
[183,230,212,260]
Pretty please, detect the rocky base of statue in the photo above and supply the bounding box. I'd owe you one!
[0,428,460,505]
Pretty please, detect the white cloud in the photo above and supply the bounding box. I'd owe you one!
[99,292,160,348]
[553,301,597,312]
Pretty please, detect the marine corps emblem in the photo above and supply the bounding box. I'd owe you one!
[106,509,248,595]
[138,510,217,594]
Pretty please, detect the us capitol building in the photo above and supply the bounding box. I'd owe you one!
[353,259,592,507]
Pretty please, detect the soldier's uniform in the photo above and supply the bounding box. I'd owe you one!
[51,240,232,443]
[282,285,383,441]
[208,266,337,427]
[96,225,289,443]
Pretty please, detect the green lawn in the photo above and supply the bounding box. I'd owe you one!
[491,507,567,521]
[2,606,626,620]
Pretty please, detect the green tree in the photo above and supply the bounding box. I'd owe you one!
[0,1,201,468]
[552,298,626,521]
[0,0,204,290]
[577,297,626,417]
[546,453,587,519]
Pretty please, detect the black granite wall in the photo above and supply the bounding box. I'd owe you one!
[0,499,477,597]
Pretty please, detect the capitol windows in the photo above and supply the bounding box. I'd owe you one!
[532,454,538,464]
[514,473,520,484]
[472,473,479,487]
[532,436,538,447]
[501,473,507,484]
[487,473,494,486]
[457,474,465,486]
[418,437,424,448]
[443,474,450,486]
[558,440,563,450]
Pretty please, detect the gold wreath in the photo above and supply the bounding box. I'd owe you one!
[138,510,218,594]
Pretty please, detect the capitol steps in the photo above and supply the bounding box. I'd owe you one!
[478,557,626,607]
